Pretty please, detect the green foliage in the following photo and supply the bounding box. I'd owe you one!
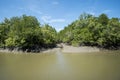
[41,24,57,47]
[0,15,57,51]
[0,13,120,51]
[59,13,120,49]
[98,13,109,25]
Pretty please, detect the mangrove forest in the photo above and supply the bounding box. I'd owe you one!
[0,13,120,52]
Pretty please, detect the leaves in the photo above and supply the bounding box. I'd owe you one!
[59,13,120,49]
[0,13,120,50]
[0,15,57,51]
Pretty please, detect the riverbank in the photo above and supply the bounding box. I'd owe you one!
[0,48,58,54]
[0,44,101,54]
[61,44,100,53]
[62,44,100,53]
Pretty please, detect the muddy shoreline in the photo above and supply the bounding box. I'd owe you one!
[0,44,101,54]
[61,44,100,53]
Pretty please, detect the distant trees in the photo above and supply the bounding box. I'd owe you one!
[98,14,109,25]
[0,13,120,51]
[41,24,57,48]
[0,15,57,52]
[58,13,120,49]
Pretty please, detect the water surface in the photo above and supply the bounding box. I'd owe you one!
[0,50,120,80]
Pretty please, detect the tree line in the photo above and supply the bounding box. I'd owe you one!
[0,15,57,52]
[58,13,120,49]
[0,13,120,52]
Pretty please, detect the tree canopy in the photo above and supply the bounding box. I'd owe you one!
[0,15,57,52]
[0,13,120,52]
[58,13,120,49]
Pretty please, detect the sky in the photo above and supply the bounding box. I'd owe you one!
[0,0,120,31]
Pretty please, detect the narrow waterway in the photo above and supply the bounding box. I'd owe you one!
[0,50,120,80]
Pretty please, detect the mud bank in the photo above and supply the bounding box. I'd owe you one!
[61,44,100,53]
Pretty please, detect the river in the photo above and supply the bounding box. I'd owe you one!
[0,50,120,80]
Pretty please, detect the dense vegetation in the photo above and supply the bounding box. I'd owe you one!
[0,15,57,52]
[0,13,120,52]
[58,13,120,49]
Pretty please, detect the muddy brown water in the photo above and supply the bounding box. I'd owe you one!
[0,50,120,80]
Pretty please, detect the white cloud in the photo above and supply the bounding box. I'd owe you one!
[41,15,65,23]
[41,16,51,22]
[29,8,42,14]
[85,7,97,16]
[26,4,43,15]
[52,1,59,5]
[102,10,111,14]
[56,28,63,32]
[87,11,96,15]
[18,5,43,15]
[50,19,65,23]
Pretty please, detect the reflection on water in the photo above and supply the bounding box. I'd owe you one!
[56,49,65,65]
[0,51,120,80]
